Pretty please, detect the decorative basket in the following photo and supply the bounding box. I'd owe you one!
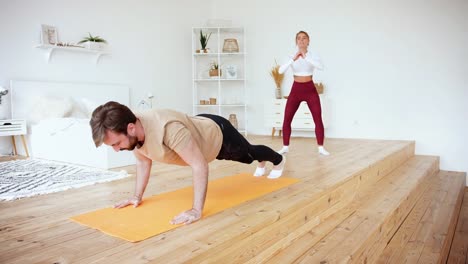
[222,39,239,53]
[315,82,324,94]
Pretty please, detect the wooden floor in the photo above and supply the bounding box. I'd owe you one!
[0,136,466,264]
[448,188,468,264]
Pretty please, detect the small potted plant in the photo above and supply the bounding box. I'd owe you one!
[270,60,285,99]
[78,32,107,50]
[209,61,221,77]
[198,30,212,53]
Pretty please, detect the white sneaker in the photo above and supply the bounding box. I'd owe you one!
[277,146,289,155]
[318,146,330,156]
[268,156,286,179]
[253,167,266,177]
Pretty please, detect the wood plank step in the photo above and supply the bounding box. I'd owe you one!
[376,171,465,264]
[265,156,433,264]
[254,155,429,264]
[279,155,439,264]
[71,141,415,264]
[447,187,468,264]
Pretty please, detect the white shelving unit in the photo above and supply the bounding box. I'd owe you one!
[192,27,247,134]
[35,44,109,64]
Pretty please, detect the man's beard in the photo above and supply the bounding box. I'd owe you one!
[120,135,138,151]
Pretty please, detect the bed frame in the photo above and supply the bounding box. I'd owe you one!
[10,80,135,169]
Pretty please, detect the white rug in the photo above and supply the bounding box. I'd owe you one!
[0,159,129,201]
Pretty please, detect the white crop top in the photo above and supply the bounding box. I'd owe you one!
[278,51,324,76]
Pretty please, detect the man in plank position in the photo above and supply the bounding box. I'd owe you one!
[90,101,286,225]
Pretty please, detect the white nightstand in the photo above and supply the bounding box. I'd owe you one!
[0,119,29,157]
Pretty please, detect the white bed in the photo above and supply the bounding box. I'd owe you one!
[10,80,136,169]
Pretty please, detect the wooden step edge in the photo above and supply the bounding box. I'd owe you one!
[374,171,444,264]
[328,141,416,191]
[447,181,468,264]
[428,171,466,264]
[265,156,436,264]
[348,157,442,263]
[399,171,464,264]
[293,156,438,264]
[376,170,465,264]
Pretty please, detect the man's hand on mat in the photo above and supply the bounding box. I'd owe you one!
[113,196,141,209]
[170,208,201,225]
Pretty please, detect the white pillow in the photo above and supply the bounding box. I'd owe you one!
[81,98,99,117]
[28,96,73,123]
[67,97,100,118]
[68,98,89,118]
[75,98,99,118]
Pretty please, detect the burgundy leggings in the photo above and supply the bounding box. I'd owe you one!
[282,81,324,146]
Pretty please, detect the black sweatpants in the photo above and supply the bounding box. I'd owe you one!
[198,114,283,165]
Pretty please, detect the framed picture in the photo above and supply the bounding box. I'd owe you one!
[225,64,238,79]
[41,24,58,45]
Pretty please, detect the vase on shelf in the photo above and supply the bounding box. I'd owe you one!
[84,41,106,51]
[314,82,324,94]
[275,87,282,99]
[229,114,238,129]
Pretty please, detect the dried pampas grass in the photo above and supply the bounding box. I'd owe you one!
[270,62,284,88]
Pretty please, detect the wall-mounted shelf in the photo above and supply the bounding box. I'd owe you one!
[35,44,110,64]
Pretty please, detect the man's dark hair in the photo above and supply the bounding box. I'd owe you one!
[89,101,137,147]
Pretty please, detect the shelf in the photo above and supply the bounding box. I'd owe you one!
[193,53,219,57]
[194,79,245,82]
[35,44,110,64]
[195,104,245,107]
[220,52,246,56]
[193,52,246,56]
[198,79,220,81]
[192,27,244,33]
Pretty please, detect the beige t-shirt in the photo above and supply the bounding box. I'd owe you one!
[134,109,223,166]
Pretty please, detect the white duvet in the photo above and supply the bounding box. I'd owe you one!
[30,118,135,169]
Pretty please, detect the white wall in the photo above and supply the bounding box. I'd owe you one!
[1,0,467,182]
[0,0,209,153]
[211,0,468,178]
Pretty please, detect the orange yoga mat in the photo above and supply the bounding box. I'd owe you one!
[70,173,299,242]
